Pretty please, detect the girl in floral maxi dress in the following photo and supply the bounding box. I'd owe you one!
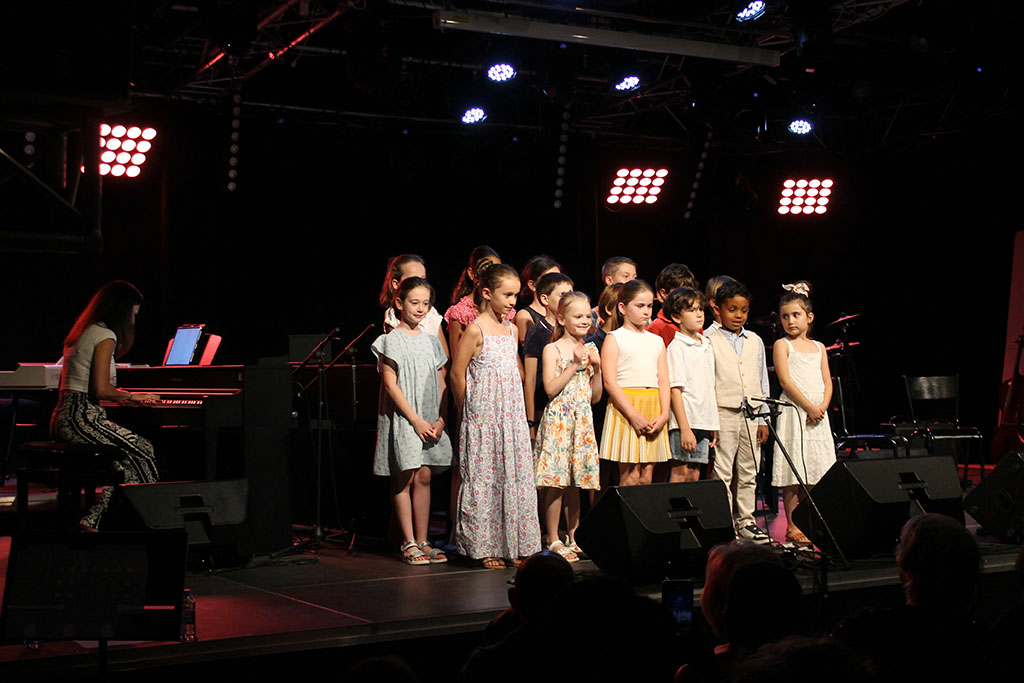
[451,263,540,568]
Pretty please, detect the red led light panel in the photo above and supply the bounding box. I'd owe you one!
[606,168,668,205]
[778,178,832,216]
[98,124,157,177]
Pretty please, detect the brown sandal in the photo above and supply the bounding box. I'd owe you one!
[785,529,811,545]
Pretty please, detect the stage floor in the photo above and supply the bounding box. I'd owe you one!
[0,530,558,680]
[0,474,1020,682]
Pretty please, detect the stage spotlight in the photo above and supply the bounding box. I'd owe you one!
[99,123,157,178]
[778,178,833,216]
[462,107,487,124]
[788,119,812,135]
[736,1,766,22]
[487,63,516,82]
[614,75,640,92]
[605,167,668,207]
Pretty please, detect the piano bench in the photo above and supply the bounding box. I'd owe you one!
[15,441,126,532]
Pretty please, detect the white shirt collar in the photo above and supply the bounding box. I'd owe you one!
[673,330,707,347]
[717,325,748,339]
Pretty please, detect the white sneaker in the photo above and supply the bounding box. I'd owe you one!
[737,523,771,544]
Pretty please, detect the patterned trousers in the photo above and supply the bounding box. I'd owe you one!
[50,391,159,529]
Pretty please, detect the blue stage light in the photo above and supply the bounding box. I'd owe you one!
[736,1,766,22]
[788,119,812,135]
[462,107,487,124]
[614,76,640,92]
[487,63,516,82]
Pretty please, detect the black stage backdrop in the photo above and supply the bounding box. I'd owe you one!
[1,99,1016,444]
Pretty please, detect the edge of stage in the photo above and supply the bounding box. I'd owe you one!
[1,488,1021,681]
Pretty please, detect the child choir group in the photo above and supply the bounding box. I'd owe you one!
[371,246,836,569]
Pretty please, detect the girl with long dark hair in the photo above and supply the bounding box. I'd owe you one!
[50,280,160,530]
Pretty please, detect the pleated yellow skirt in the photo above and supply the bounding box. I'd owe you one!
[599,387,670,463]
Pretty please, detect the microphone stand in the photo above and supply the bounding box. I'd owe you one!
[273,323,373,558]
[740,398,849,570]
[319,324,374,549]
[837,317,859,434]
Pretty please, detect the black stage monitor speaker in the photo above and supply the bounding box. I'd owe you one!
[793,456,964,559]
[964,451,1024,544]
[105,479,253,569]
[576,480,735,584]
[1,531,187,642]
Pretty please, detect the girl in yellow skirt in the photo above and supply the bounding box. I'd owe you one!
[599,279,671,485]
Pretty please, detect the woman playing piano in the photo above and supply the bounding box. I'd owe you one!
[49,280,160,531]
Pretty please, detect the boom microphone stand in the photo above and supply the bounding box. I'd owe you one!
[741,397,849,570]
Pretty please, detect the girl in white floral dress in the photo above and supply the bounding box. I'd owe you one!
[451,263,540,569]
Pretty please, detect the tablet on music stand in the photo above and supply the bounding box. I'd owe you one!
[163,325,221,366]
[164,324,204,365]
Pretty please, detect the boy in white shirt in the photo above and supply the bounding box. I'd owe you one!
[664,287,719,482]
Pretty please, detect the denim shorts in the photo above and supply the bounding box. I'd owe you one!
[669,428,712,464]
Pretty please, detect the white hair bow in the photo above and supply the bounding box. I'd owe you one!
[782,282,810,296]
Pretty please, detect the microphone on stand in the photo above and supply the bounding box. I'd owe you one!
[739,397,758,419]
[748,395,796,408]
